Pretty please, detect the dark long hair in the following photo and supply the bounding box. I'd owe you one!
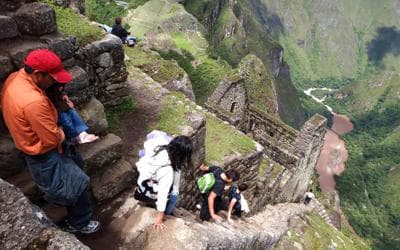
[154,135,193,171]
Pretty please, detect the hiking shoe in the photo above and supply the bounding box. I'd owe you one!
[195,204,201,210]
[66,220,100,234]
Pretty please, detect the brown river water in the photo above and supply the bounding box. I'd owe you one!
[316,114,353,192]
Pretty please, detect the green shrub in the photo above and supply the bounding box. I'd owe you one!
[39,0,103,45]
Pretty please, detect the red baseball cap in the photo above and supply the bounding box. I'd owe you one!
[24,49,72,84]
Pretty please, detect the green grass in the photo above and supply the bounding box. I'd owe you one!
[205,114,256,164]
[85,0,127,27]
[302,213,369,249]
[152,92,193,135]
[277,212,369,249]
[239,55,277,114]
[125,47,184,84]
[153,92,256,164]
[258,158,270,176]
[39,0,103,45]
[105,98,137,133]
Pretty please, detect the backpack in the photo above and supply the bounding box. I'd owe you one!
[197,172,216,194]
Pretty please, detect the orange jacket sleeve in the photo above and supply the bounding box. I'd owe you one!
[24,99,63,152]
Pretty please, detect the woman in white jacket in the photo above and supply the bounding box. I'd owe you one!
[135,133,193,231]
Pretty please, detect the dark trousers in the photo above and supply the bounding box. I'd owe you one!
[66,190,93,229]
[304,197,312,205]
[232,202,242,218]
[23,149,92,229]
[200,193,226,221]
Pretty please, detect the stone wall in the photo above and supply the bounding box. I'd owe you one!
[0,1,128,105]
[206,76,327,207]
[0,1,129,179]
[177,113,207,210]
[206,78,247,126]
[279,114,327,202]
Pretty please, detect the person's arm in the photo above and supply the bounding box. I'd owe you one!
[199,163,209,172]
[154,168,174,231]
[227,198,237,223]
[24,100,64,151]
[208,191,222,222]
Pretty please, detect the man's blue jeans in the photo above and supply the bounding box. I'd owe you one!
[23,149,92,229]
[58,109,88,139]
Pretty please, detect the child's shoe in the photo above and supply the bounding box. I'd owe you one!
[77,131,99,144]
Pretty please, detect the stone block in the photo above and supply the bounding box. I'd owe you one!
[0,0,24,12]
[79,97,108,135]
[14,2,56,35]
[95,52,112,68]
[0,178,88,249]
[0,52,15,83]
[83,34,122,58]
[79,133,122,175]
[64,65,89,93]
[41,33,75,60]
[91,159,135,202]
[0,135,25,179]
[0,16,18,40]
[7,39,48,68]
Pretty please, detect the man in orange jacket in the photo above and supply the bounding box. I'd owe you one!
[1,49,100,234]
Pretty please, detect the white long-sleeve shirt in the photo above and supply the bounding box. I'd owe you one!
[136,131,181,212]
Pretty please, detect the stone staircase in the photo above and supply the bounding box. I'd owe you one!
[5,132,136,225]
[78,192,314,250]
[310,199,335,228]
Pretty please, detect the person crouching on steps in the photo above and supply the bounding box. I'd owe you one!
[199,164,240,223]
[46,84,98,144]
[227,183,248,223]
[134,134,193,231]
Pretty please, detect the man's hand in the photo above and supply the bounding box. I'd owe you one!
[211,214,223,223]
[199,163,209,171]
[59,128,65,142]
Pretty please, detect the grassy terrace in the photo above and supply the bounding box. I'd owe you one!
[40,0,103,45]
[153,92,256,165]
[124,46,184,84]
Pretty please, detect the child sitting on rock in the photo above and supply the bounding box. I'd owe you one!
[227,183,248,223]
[46,84,98,144]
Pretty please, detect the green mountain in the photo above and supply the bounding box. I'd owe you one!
[246,0,400,248]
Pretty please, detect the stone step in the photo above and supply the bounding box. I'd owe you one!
[5,168,41,202]
[90,159,135,202]
[79,133,123,175]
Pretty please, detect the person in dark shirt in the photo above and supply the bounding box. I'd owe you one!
[111,16,130,43]
[199,164,240,222]
[227,183,248,223]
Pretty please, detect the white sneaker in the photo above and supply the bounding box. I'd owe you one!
[195,204,201,210]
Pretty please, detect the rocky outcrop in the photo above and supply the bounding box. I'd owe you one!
[0,178,88,249]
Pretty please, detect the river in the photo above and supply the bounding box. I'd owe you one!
[304,88,353,192]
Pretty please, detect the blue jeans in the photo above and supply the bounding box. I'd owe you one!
[59,109,88,139]
[165,194,179,215]
[23,149,92,229]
